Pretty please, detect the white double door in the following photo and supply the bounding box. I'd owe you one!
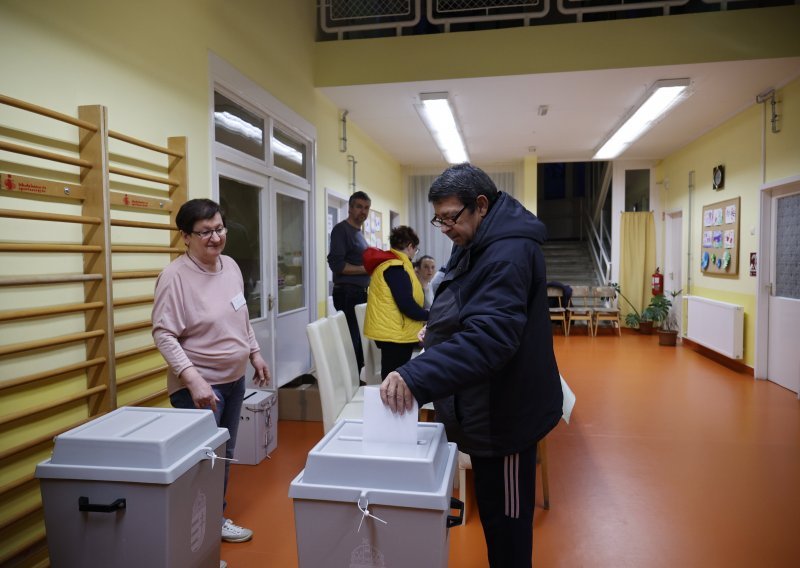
[217,162,311,388]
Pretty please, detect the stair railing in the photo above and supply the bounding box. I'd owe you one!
[583,209,611,284]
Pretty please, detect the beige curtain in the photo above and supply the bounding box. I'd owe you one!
[619,212,656,324]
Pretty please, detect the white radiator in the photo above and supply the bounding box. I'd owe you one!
[686,296,744,359]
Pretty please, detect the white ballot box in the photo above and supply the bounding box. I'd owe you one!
[36,407,228,568]
[289,419,463,568]
[234,388,278,465]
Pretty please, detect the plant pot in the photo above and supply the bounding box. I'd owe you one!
[638,321,654,335]
[658,329,678,346]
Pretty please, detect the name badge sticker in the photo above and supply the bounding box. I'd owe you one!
[231,292,246,311]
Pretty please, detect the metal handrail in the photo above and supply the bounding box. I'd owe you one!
[583,209,611,284]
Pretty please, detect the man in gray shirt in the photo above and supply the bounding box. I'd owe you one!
[327,191,371,370]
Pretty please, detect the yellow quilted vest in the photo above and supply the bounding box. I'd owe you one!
[364,251,425,343]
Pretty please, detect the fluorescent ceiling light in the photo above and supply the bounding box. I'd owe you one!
[416,92,469,164]
[593,79,691,161]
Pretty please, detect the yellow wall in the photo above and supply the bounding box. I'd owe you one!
[0,1,403,563]
[656,77,800,366]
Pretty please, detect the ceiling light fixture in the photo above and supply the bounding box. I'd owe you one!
[415,92,469,164]
[593,78,691,161]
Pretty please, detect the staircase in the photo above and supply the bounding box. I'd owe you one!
[542,240,600,288]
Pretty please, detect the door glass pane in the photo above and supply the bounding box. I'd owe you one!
[775,192,800,299]
[277,193,306,312]
[272,125,307,179]
[625,169,649,212]
[214,91,265,160]
[219,177,262,319]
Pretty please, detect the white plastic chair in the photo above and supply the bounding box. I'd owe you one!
[354,302,382,385]
[456,374,576,521]
[306,317,363,433]
[329,311,364,402]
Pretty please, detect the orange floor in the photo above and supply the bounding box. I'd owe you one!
[222,332,800,567]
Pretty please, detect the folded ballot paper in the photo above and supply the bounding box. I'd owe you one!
[362,385,419,445]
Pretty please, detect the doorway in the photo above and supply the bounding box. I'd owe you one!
[664,210,683,334]
[217,166,312,388]
[756,175,800,395]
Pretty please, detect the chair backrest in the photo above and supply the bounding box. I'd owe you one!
[306,317,349,433]
[570,285,591,308]
[593,286,617,309]
[354,303,369,366]
[329,311,360,400]
[547,286,564,309]
[355,302,382,385]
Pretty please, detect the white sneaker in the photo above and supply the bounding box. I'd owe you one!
[222,518,253,543]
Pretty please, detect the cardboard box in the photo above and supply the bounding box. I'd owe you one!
[279,377,322,422]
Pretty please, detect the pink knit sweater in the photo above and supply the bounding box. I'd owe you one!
[152,254,259,395]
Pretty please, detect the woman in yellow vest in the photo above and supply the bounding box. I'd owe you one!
[363,226,429,379]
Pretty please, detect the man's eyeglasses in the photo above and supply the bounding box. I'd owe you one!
[192,226,228,239]
[430,205,467,228]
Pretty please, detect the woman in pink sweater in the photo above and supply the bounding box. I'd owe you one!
[152,198,270,547]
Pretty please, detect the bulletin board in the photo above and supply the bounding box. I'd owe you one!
[700,196,740,275]
[363,209,383,248]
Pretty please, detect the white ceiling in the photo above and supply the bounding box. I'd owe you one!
[320,57,800,167]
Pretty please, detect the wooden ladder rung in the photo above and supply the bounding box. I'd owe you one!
[113,295,153,307]
[112,270,161,280]
[117,364,168,386]
[108,165,178,187]
[0,140,92,168]
[0,301,104,322]
[0,329,105,357]
[115,344,158,360]
[0,243,102,253]
[111,245,182,253]
[0,385,106,427]
[0,357,106,391]
[0,208,102,225]
[114,319,152,334]
[110,218,173,230]
[108,130,183,158]
[0,273,102,286]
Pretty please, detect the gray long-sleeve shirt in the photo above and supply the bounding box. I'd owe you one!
[327,220,370,288]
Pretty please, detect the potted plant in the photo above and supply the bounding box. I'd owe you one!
[611,283,671,335]
[646,293,672,330]
[657,289,682,346]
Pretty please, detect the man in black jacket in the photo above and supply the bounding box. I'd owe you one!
[381,163,563,568]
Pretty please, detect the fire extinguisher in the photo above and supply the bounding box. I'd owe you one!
[652,267,664,296]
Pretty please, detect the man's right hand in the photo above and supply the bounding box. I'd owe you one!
[380,372,415,414]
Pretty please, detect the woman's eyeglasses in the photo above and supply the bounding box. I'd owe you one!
[192,226,228,239]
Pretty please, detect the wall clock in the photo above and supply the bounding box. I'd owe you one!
[713,165,725,190]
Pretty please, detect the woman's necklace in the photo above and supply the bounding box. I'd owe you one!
[186,252,222,273]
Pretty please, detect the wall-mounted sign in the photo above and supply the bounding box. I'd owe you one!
[750,252,757,277]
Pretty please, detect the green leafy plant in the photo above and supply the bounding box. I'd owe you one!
[611,283,673,330]
[611,283,644,328]
[646,293,672,328]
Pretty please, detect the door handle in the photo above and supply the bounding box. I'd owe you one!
[268,293,274,311]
